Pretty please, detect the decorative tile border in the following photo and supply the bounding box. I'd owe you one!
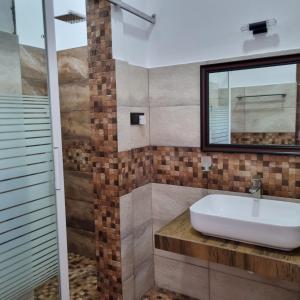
[119,146,300,199]
[153,146,300,199]
[119,146,152,196]
[231,132,296,145]
[152,146,208,189]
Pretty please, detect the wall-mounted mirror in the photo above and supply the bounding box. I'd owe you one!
[201,54,300,155]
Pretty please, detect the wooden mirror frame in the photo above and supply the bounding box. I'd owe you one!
[200,53,300,155]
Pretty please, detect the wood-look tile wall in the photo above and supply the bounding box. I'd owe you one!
[19,43,96,258]
[58,47,95,259]
[119,147,152,196]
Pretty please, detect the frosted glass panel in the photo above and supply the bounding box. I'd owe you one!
[0,95,59,300]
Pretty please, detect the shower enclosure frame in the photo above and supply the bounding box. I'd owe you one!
[43,0,70,299]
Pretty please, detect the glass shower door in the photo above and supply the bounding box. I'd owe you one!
[0,0,69,299]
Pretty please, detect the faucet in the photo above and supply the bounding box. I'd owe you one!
[249,176,262,199]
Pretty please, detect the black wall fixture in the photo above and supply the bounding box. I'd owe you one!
[249,21,268,35]
[130,113,145,125]
[241,19,277,35]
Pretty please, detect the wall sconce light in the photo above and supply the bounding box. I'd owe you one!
[241,19,277,35]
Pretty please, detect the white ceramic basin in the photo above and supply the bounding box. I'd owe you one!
[190,194,300,251]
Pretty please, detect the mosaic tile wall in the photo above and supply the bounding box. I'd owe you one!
[87,0,122,298]
[119,146,152,196]
[296,64,300,144]
[231,132,296,145]
[153,146,300,199]
[118,146,300,199]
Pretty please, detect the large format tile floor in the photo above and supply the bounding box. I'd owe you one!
[35,253,97,300]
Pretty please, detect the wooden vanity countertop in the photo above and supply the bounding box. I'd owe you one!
[154,210,300,283]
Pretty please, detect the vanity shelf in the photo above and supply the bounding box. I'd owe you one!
[154,211,300,283]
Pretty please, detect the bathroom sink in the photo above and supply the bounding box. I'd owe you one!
[190,194,300,251]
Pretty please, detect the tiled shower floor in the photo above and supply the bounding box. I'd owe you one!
[34,253,97,300]
[35,254,195,300]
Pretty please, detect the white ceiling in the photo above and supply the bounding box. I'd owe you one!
[54,0,87,51]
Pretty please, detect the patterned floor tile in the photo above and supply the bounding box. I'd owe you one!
[34,253,97,300]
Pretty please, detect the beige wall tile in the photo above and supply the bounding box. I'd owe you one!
[134,256,154,300]
[121,234,134,281]
[209,263,300,293]
[122,276,135,300]
[149,63,200,107]
[116,60,130,106]
[155,249,208,268]
[154,255,209,300]
[231,110,246,132]
[231,83,297,133]
[59,80,89,112]
[120,193,133,239]
[150,106,200,147]
[153,219,166,235]
[134,220,153,268]
[245,107,296,133]
[207,189,248,197]
[117,106,150,152]
[132,184,152,230]
[64,171,93,203]
[244,83,297,109]
[116,60,149,107]
[117,106,131,151]
[210,270,300,300]
[152,183,208,230]
[128,64,149,107]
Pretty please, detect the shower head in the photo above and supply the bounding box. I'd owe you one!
[55,10,86,24]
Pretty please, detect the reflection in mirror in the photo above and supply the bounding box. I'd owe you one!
[209,64,299,146]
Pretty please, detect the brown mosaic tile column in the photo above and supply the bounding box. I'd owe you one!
[296,64,300,145]
[86,0,122,298]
